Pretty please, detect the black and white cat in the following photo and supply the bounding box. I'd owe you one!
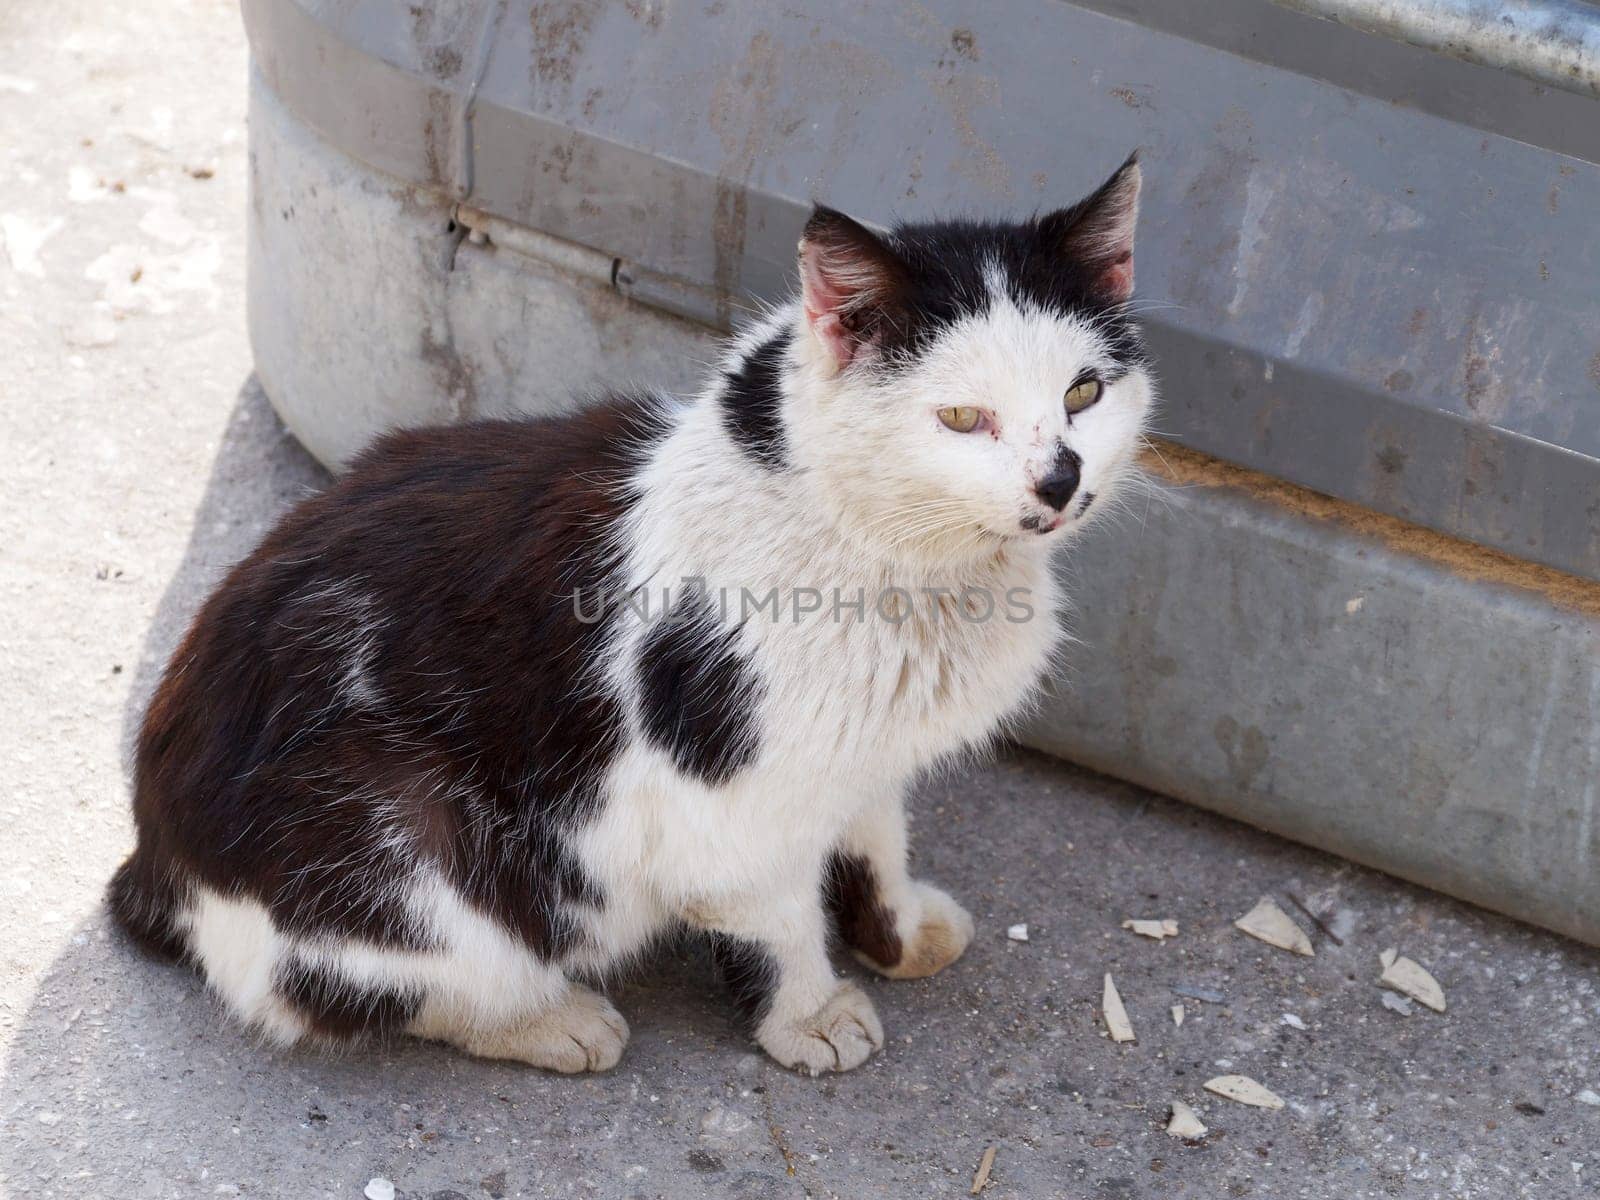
[111,156,1154,1075]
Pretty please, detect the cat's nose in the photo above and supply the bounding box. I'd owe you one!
[1034,449,1082,512]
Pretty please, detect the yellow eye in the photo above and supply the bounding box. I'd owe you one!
[1065,377,1103,415]
[937,405,983,433]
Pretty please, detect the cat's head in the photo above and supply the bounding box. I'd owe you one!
[789,155,1154,560]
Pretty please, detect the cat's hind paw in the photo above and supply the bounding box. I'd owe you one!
[856,882,974,980]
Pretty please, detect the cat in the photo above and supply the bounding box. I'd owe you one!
[109,154,1155,1075]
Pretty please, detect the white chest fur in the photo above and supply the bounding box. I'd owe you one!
[739,547,1061,785]
[574,405,1065,930]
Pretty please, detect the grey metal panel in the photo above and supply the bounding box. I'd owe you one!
[1273,0,1600,98]
[245,68,719,470]
[243,0,503,196]
[1075,0,1600,163]
[241,0,1600,582]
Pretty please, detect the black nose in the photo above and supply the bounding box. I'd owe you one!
[1034,448,1082,511]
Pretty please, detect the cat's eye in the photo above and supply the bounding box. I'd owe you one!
[937,406,984,433]
[1065,376,1104,415]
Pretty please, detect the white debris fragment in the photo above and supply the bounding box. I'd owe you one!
[1122,918,1179,940]
[1279,1013,1307,1031]
[363,1179,395,1200]
[1380,991,1415,1017]
[1204,1074,1285,1110]
[1378,948,1445,1012]
[1576,1089,1600,1107]
[1171,1004,1185,1027]
[1,213,66,278]
[1233,897,1314,957]
[1102,973,1136,1043]
[67,166,101,205]
[1006,923,1029,942]
[1165,1100,1208,1140]
[970,1145,997,1194]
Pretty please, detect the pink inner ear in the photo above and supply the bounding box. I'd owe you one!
[807,309,857,368]
[1047,156,1142,304]
[1096,250,1134,303]
[800,248,861,369]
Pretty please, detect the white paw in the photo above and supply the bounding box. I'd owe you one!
[860,881,974,980]
[460,986,630,1073]
[758,982,884,1075]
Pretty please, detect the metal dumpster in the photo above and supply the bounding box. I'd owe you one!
[242,0,1600,943]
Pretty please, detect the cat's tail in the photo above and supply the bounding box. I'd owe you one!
[107,849,190,963]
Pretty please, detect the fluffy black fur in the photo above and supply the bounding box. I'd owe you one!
[720,329,792,470]
[112,399,670,1028]
[637,593,764,787]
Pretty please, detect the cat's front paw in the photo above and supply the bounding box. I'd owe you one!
[758,982,884,1075]
[856,881,974,980]
[458,985,630,1073]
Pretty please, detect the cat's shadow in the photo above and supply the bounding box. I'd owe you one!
[4,378,776,1196]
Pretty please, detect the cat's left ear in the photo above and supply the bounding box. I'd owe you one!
[798,206,910,373]
[1039,152,1142,303]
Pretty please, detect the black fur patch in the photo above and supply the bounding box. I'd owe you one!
[874,219,1148,367]
[106,854,189,963]
[720,330,791,470]
[824,852,903,970]
[275,956,421,1040]
[115,397,670,999]
[708,933,779,1027]
[637,594,762,787]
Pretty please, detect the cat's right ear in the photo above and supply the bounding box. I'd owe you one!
[798,206,909,373]
[1039,152,1142,303]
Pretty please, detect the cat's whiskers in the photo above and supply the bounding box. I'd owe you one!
[878,507,975,545]
[881,512,992,557]
[855,497,972,537]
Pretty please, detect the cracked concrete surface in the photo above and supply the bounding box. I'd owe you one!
[2,2,1598,1198]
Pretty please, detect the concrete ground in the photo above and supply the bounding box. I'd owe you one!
[2,2,1598,1198]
